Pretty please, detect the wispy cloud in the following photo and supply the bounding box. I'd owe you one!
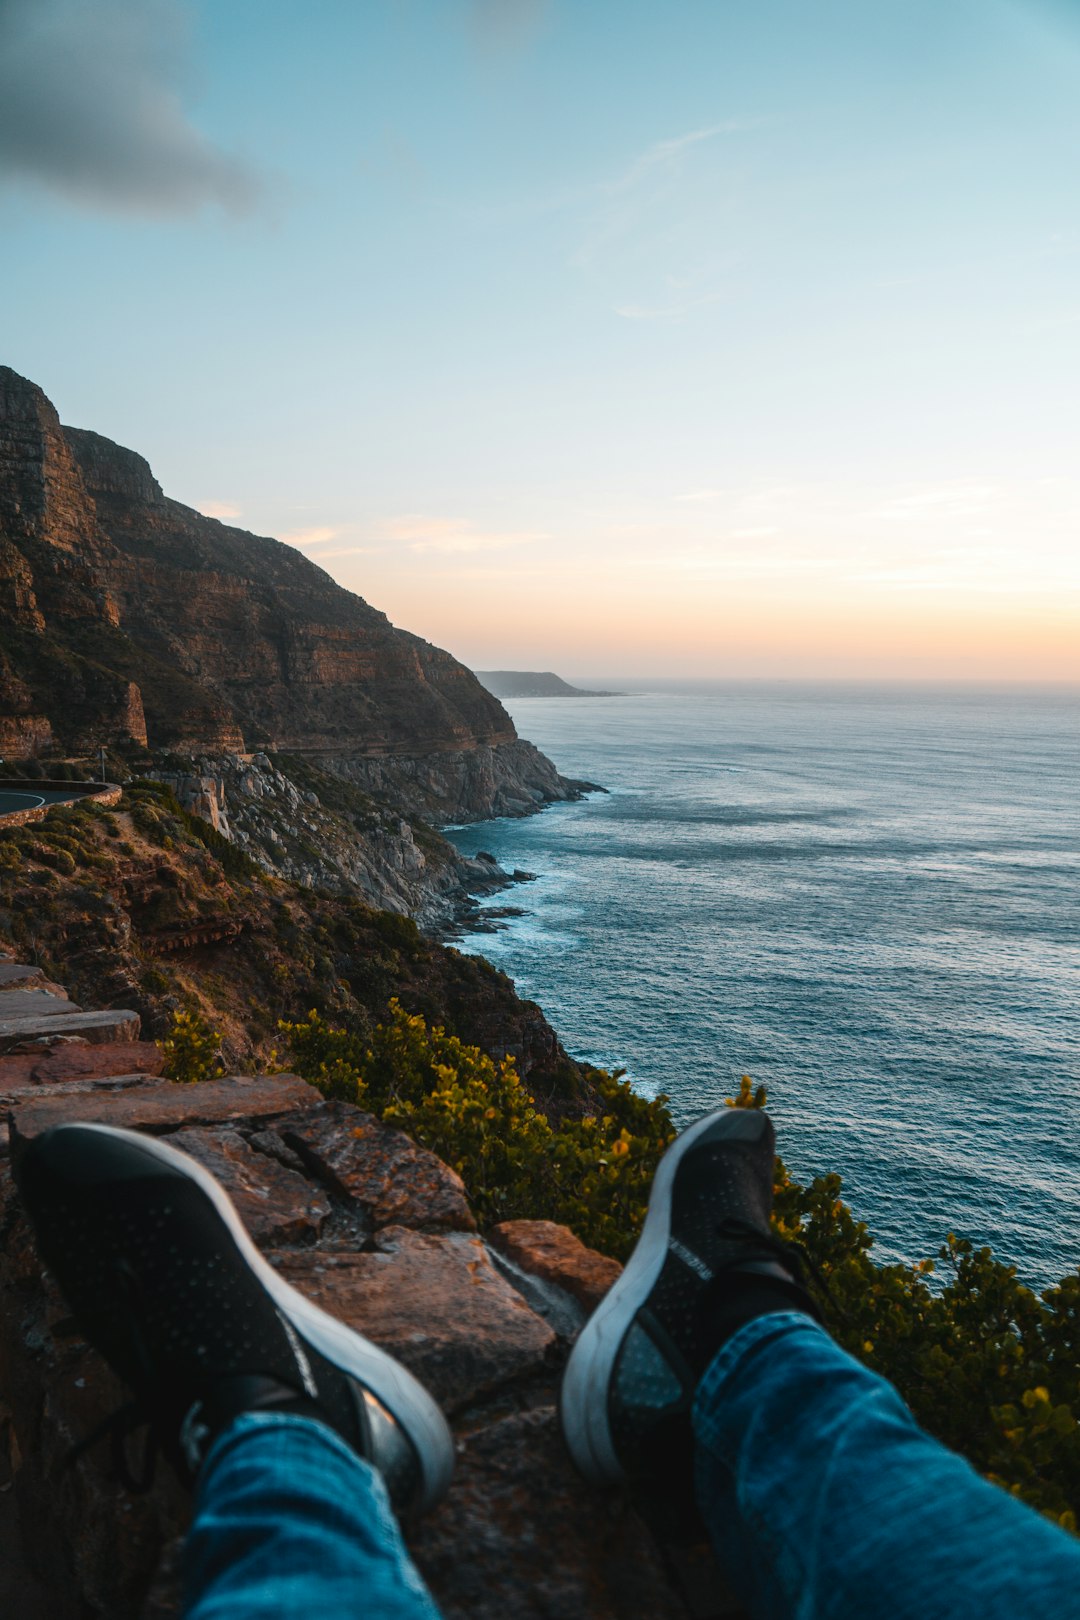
[199,500,242,521]
[0,0,264,216]
[382,515,545,554]
[574,119,754,322]
[611,122,755,195]
[615,289,727,322]
[305,546,379,561]
[282,525,340,548]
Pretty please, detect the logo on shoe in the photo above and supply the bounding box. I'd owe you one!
[278,1312,319,1399]
[669,1238,714,1281]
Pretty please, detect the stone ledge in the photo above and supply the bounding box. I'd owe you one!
[0,1040,163,1090]
[0,989,79,1020]
[7,1073,320,1145]
[0,1008,140,1054]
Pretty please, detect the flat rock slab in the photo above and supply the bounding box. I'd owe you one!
[0,1040,163,1090]
[411,1406,687,1620]
[0,1009,140,1054]
[490,1220,622,1312]
[168,1125,331,1247]
[274,1226,555,1412]
[8,1073,320,1145]
[0,989,78,1020]
[0,964,45,989]
[282,1101,475,1233]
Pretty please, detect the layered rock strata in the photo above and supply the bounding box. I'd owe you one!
[0,366,584,828]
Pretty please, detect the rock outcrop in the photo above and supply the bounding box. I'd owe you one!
[0,950,729,1619]
[0,367,585,825]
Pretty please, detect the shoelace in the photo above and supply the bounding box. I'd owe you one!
[714,1214,843,1320]
[66,1399,159,1493]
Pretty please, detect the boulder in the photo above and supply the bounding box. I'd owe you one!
[0,1040,164,1090]
[282,1100,475,1233]
[272,1227,555,1412]
[166,1126,331,1247]
[490,1220,622,1312]
[0,1008,140,1054]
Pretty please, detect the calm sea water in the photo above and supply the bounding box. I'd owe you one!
[446,683,1080,1289]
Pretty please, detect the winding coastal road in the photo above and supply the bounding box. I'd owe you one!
[0,790,46,816]
[0,787,95,818]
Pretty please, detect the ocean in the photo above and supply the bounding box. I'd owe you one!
[446,682,1080,1290]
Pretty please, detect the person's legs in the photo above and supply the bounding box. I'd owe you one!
[185,1412,440,1620]
[561,1104,1080,1620]
[16,1122,453,1619]
[693,1310,1080,1620]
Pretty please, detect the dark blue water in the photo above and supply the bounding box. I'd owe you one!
[446,683,1080,1288]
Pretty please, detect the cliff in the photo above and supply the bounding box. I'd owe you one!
[0,366,585,822]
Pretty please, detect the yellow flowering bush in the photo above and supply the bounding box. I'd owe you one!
[280,1000,674,1250]
[160,1007,223,1084]
[282,1004,1080,1524]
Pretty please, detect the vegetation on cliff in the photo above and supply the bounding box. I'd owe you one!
[278,1018,1080,1529]
[0,779,586,1109]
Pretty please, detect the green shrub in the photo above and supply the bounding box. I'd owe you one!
[159,1008,223,1084]
[280,1015,1080,1526]
[280,1000,674,1246]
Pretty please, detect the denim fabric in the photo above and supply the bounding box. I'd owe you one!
[184,1412,442,1620]
[693,1311,1080,1620]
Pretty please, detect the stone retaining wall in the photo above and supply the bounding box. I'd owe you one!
[0,780,122,829]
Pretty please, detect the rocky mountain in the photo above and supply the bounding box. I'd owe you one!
[0,366,584,822]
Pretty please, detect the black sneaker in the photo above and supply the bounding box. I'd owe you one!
[16,1122,454,1514]
[560,1107,816,1528]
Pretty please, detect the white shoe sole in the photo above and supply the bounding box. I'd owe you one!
[560,1107,768,1484]
[53,1122,455,1512]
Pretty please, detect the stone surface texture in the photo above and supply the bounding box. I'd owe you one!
[0,1007,141,1054]
[0,974,706,1618]
[274,1228,555,1412]
[282,1100,476,1232]
[411,1407,688,1620]
[8,1072,318,1143]
[0,1039,163,1089]
[490,1219,624,1311]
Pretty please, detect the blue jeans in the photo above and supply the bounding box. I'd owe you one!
[694,1311,1080,1619]
[184,1320,1080,1619]
[184,1413,441,1619]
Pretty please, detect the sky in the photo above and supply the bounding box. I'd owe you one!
[3,0,1080,680]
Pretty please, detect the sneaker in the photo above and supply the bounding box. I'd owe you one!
[16,1121,454,1514]
[560,1106,816,1522]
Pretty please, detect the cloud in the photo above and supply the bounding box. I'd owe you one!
[0,0,262,215]
[611,122,753,195]
[383,515,545,554]
[282,526,339,548]
[199,500,242,521]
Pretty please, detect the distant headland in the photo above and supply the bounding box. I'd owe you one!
[474,671,624,699]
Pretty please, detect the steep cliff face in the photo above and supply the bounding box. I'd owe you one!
[0,367,581,825]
